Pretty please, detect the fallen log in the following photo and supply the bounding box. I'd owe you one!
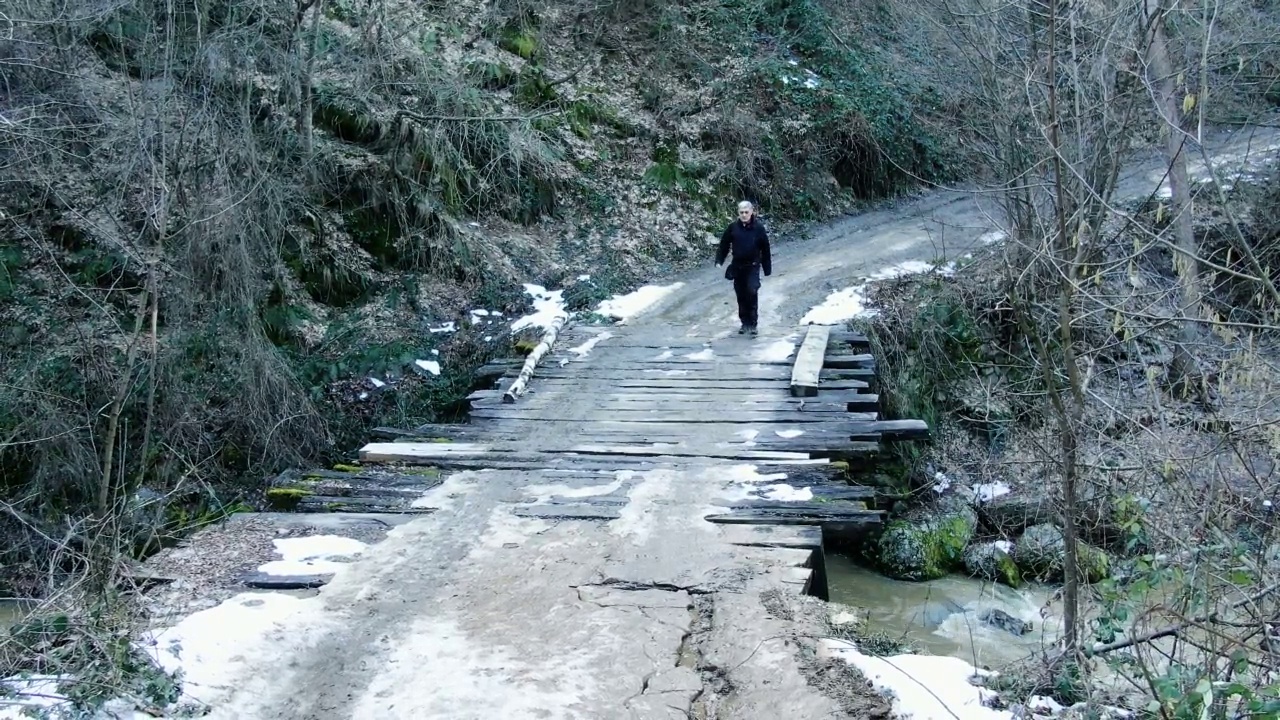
[503,312,570,403]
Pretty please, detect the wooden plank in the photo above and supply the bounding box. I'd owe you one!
[827,329,871,351]
[790,325,830,397]
[371,424,486,442]
[704,506,885,526]
[241,572,332,590]
[823,353,876,369]
[717,524,824,550]
[359,442,492,462]
[480,378,871,391]
[468,410,868,424]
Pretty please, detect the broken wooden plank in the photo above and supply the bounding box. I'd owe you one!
[475,359,522,380]
[504,312,570,403]
[822,353,876,369]
[862,419,930,441]
[241,572,332,590]
[827,329,871,351]
[790,324,830,398]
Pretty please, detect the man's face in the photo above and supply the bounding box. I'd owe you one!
[738,208,752,223]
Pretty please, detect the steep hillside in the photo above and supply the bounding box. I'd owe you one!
[0,0,970,593]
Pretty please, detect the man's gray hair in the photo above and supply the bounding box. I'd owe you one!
[737,200,754,212]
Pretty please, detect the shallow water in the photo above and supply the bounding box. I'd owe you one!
[825,553,1061,670]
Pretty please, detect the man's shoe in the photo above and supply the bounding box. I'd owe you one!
[749,326,758,336]
[738,325,747,335]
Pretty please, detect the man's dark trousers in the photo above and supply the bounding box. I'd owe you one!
[731,262,761,329]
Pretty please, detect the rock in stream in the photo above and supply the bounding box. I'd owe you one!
[876,492,978,581]
[1014,524,1111,583]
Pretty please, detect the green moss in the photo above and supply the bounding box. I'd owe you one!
[499,28,538,59]
[994,550,1022,588]
[402,467,442,477]
[877,503,977,581]
[514,339,539,355]
[265,487,312,511]
[332,463,362,472]
[1077,544,1111,584]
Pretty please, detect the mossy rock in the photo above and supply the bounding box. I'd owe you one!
[332,463,362,472]
[514,339,539,355]
[963,540,1022,588]
[1013,524,1110,583]
[498,28,539,60]
[265,487,313,511]
[875,496,977,581]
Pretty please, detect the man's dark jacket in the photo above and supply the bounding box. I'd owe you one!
[716,218,771,280]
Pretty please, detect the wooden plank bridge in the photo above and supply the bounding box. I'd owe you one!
[267,320,928,598]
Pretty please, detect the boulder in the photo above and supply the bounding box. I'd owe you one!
[1013,524,1111,583]
[978,491,1057,537]
[979,608,1032,636]
[963,540,1022,588]
[876,493,978,581]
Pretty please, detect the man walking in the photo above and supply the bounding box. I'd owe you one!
[715,200,772,336]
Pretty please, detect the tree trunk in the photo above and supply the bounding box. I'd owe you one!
[298,0,325,156]
[1145,0,1209,404]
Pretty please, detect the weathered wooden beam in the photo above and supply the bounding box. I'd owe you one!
[503,312,570,403]
[790,324,831,397]
[704,506,885,526]
[823,353,876,369]
[827,329,871,351]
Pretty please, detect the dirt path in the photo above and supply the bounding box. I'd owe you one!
[156,126,1280,719]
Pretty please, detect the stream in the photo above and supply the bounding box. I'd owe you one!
[826,553,1062,670]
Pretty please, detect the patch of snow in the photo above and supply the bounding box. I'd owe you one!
[818,640,1010,720]
[594,283,684,322]
[144,592,341,712]
[802,259,962,325]
[760,484,813,502]
[992,539,1013,554]
[368,377,386,388]
[415,359,441,376]
[484,336,492,342]
[511,284,567,332]
[577,274,591,281]
[358,392,369,400]
[428,322,456,334]
[932,471,952,494]
[774,429,804,439]
[653,349,675,361]
[568,332,612,359]
[256,535,368,577]
[801,286,871,325]
[736,429,760,441]
[973,482,1011,503]
[978,230,1007,245]
[431,349,439,356]
[685,348,715,361]
[754,339,797,362]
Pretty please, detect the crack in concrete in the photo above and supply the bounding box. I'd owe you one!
[589,578,713,595]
